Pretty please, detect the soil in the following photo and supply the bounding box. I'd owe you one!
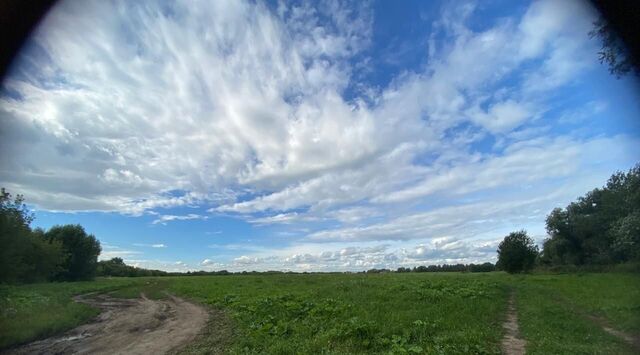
[501,292,526,355]
[4,293,209,355]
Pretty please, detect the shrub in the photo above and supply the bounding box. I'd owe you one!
[497,230,538,273]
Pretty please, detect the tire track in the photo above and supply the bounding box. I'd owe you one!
[4,293,210,355]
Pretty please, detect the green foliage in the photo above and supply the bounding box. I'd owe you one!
[610,211,640,261]
[0,188,104,284]
[541,164,640,266]
[0,189,65,284]
[497,230,538,273]
[46,225,101,281]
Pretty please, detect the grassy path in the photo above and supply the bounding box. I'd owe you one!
[551,292,640,351]
[501,291,526,355]
[514,273,640,354]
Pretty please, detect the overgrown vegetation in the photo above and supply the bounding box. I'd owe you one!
[540,164,640,266]
[1,272,638,354]
[1,189,65,284]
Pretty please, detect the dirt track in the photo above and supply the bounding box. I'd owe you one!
[5,293,209,355]
[501,292,526,355]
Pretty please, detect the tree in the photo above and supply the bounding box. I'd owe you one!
[609,211,640,262]
[497,230,538,273]
[0,188,65,283]
[541,164,640,266]
[46,224,101,281]
[0,188,34,283]
[20,228,65,283]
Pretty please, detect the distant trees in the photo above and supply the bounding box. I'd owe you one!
[540,164,640,266]
[0,188,101,284]
[497,231,538,273]
[392,263,495,273]
[97,257,167,277]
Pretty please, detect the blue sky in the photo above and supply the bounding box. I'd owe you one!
[1,0,639,271]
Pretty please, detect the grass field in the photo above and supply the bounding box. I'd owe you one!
[1,272,638,354]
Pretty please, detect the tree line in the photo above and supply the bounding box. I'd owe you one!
[369,263,496,274]
[0,189,101,283]
[0,188,165,284]
[497,164,640,273]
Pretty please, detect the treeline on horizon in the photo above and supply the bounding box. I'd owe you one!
[1,164,638,284]
[122,261,498,277]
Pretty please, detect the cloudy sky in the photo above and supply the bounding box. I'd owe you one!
[1,0,639,272]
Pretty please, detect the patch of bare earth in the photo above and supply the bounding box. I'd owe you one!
[5,293,209,355]
[501,292,526,355]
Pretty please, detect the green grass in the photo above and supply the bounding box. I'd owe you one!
[513,274,637,354]
[1,272,638,354]
[166,273,508,354]
[526,273,640,333]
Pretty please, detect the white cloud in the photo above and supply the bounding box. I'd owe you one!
[196,238,501,272]
[201,259,224,267]
[151,213,209,225]
[1,0,376,212]
[1,0,636,271]
[98,245,142,260]
[1,0,605,217]
[376,136,636,204]
[133,243,167,248]
[468,100,534,134]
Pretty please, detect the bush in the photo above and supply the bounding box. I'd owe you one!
[497,230,538,273]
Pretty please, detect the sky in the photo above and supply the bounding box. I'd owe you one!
[1,0,639,272]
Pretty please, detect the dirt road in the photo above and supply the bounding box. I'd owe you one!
[5,293,209,355]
